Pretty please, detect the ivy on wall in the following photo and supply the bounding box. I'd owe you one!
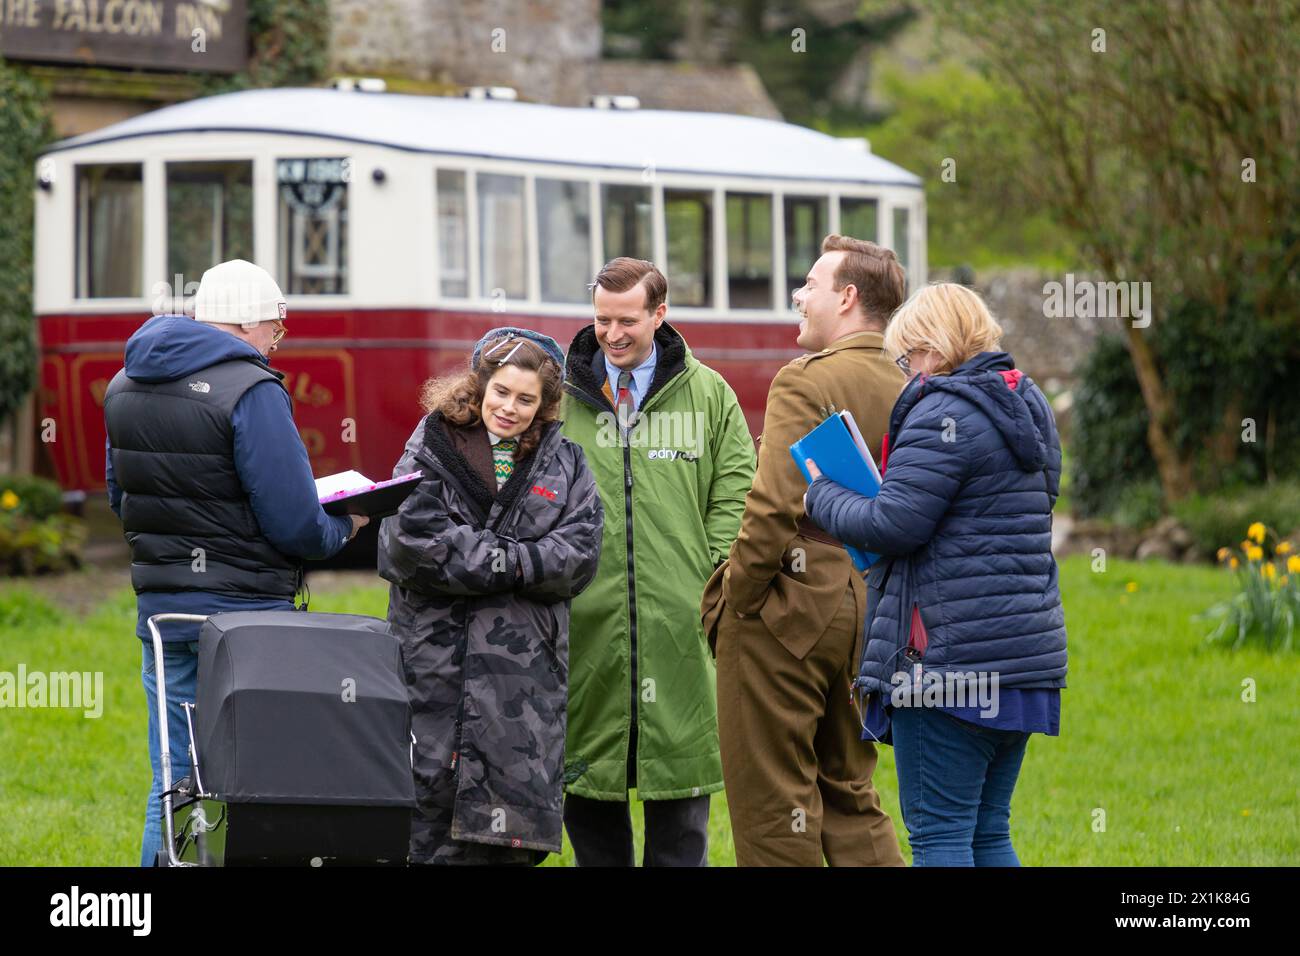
[0,60,53,427]
[202,0,332,93]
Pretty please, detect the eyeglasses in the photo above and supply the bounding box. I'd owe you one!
[270,321,287,346]
[894,348,921,374]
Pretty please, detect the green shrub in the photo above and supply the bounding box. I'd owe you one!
[0,474,63,521]
[0,512,86,576]
[1110,479,1165,530]
[1174,483,1300,561]
[1071,307,1300,521]
[1070,335,1153,519]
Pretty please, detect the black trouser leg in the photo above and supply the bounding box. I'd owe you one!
[563,793,635,866]
[643,795,711,867]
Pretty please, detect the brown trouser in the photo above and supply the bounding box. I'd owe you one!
[716,584,904,866]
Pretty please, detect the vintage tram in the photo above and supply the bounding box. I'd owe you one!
[34,86,924,490]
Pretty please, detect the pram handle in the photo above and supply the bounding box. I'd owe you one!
[146,613,209,868]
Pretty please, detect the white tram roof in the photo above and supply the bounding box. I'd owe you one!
[46,87,922,188]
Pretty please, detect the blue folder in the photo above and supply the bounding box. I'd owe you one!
[790,410,882,571]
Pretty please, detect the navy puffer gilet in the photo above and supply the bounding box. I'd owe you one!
[805,351,1068,694]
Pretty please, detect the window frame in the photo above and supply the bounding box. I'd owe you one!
[73,161,146,302]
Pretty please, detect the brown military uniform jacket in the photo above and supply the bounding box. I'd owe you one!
[701,330,905,660]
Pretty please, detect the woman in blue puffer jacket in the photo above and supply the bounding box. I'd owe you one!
[803,282,1067,867]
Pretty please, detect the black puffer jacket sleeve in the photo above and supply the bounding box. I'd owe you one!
[516,441,604,604]
[378,434,521,597]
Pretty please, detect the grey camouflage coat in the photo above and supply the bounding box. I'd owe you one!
[379,412,603,864]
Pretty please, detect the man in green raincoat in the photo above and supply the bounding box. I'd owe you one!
[560,257,756,866]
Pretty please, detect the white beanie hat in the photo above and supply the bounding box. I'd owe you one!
[193,259,287,325]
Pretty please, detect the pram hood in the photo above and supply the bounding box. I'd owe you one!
[194,610,416,807]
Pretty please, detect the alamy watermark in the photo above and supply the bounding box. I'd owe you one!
[890,667,1001,718]
[595,410,707,458]
[1043,273,1151,328]
[1,665,103,718]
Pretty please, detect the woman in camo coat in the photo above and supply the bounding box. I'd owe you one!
[379,328,603,865]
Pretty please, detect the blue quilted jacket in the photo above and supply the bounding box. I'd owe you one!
[805,350,1068,695]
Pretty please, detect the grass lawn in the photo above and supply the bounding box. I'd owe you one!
[1,555,1296,866]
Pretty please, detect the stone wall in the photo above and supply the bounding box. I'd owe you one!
[932,267,1106,392]
[331,0,602,104]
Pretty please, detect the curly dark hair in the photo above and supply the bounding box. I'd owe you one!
[418,336,564,460]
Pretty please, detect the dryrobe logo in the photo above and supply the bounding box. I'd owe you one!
[646,448,699,462]
[50,886,151,936]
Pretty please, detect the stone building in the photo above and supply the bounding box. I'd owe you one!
[329,0,781,117]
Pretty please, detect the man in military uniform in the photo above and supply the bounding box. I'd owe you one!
[701,234,909,866]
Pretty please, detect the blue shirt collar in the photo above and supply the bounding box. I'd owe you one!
[604,342,657,406]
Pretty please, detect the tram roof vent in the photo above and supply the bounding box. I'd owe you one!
[464,86,519,101]
[590,94,641,111]
[332,77,388,93]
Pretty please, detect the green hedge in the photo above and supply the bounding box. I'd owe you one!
[1071,297,1300,521]
[0,61,53,426]
[1174,484,1300,561]
[1069,335,1155,519]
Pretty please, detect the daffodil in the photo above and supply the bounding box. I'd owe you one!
[1125,581,1138,593]
[1229,557,1239,570]
[1246,545,1264,562]
[1216,547,1230,562]
[1277,541,1292,556]
[1262,563,1277,581]
[1288,555,1300,575]
[1247,522,1266,544]
[0,490,17,510]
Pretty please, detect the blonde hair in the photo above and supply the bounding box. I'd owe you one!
[883,283,1003,375]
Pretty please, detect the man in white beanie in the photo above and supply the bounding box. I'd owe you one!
[103,259,366,866]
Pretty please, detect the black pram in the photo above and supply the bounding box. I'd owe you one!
[148,610,416,866]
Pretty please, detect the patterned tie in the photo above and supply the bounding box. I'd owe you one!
[616,370,635,435]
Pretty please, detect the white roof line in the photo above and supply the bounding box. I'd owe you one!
[45,87,923,187]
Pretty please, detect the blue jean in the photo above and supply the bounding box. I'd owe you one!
[140,640,199,867]
[891,705,1030,867]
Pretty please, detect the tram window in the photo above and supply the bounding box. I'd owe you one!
[76,163,142,298]
[665,189,712,308]
[276,157,349,295]
[784,195,827,298]
[893,207,911,276]
[166,161,253,290]
[537,178,591,304]
[840,197,878,244]
[437,169,469,298]
[726,193,772,309]
[601,184,652,263]
[478,173,527,300]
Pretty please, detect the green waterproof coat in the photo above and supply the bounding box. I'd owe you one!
[560,322,756,800]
